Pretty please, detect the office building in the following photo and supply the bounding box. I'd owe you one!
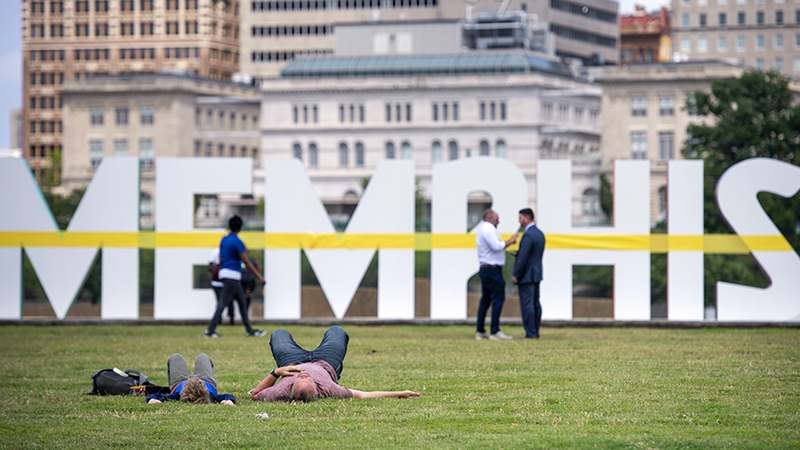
[22,0,241,181]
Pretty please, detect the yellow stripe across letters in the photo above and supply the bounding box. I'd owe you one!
[0,231,794,254]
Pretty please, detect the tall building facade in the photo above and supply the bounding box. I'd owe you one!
[60,72,260,229]
[620,6,672,64]
[241,0,619,80]
[599,60,744,224]
[671,0,800,75]
[21,0,241,181]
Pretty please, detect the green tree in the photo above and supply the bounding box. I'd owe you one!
[599,172,613,219]
[683,70,800,304]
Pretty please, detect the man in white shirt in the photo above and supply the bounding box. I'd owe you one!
[475,209,518,340]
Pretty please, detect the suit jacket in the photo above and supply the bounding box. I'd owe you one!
[513,224,545,284]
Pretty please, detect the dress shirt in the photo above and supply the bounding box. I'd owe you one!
[476,220,507,266]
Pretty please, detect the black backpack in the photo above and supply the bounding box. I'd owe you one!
[84,368,166,396]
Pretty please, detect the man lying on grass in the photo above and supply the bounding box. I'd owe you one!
[146,353,236,405]
[250,326,420,402]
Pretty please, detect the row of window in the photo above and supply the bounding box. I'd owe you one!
[30,96,62,110]
[549,0,618,24]
[29,72,64,86]
[252,24,332,37]
[31,0,201,14]
[540,138,599,156]
[89,138,155,170]
[251,0,438,12]
[541,102,600,126]
[291,101,508,125]
[251,49,332,62]
[193,141,260,166]
[194,109,260,131]
[29,120,63,134]
[630,131,675,161]
[681,10,799,28]
[28,144,59,159]
[30,21,209,39]
[549,24,617,48]
[680,33,800,53]
[290,139,509,168]
[90,106,154,126]
[630,96,681,117]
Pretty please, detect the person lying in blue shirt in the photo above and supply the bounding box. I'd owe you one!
[146,353,235,405]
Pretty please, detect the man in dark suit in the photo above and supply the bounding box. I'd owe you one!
[511,208,546,339]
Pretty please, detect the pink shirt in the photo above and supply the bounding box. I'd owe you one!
[255,360,353,402]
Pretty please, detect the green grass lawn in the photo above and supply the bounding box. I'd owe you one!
[1,324,798,449]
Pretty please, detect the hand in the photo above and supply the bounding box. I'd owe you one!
[399,390,420,398]
[510,232,519,243]
[276,366,304,377]
[148,399,162,404]
[257,275,265,285]
[511,276,518,285]
[220,399,235,406]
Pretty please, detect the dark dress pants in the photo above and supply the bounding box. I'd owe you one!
[518,282,542,338]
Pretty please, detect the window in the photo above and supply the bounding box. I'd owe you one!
[757,35,764,50]
[385,142,395,159]
[480,102,486,121]
[308,143,318,167]
[757,11,764,25]
[90,107,104,125]
[682,13,690,28]
[360,105,365,123]
[453,102,459,121]
[700,14,707,27]
[140,139,154,170]
[496,140,507,159]
[795,57,800,73]
[658,186,667,215]
[400,141,412,160]
[776,57,783,72]
[776,34,784,49]
[719,36,728,51]
[432,103,438,122]
[582,188,599,216]
[355,142,365,166]
[442,103,448,121]
[90,140,103,169]
[490,102,496,120]
[658,131,674,160]
[140,107,154,125]
[776,10,784,24]
[293,106,299,124]
[719,13,727,27]
[339,142,349,167]
[738,12,746,26]
[699,37,708,52]
[500,102,507,121]
[205,143,213,157]
[114,139,129,157]
[738,35,746,50]
[681,37,691,52]
[479,140,490,156]
[141,193,152,217]
[448,141,458,160]
[631,131,647,159]
[386,103,392,122]
[756,58,765,70]
[432,141,442,164]
[293,142,302,160]
[115,108,128,126]
[631,97,647,117]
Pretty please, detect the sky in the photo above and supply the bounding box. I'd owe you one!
[0,0,669,150]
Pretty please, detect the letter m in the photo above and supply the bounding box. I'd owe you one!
[0,158,139,319]
[265,159,414,320]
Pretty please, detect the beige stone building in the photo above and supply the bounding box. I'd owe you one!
[241,0,620,80]
[598,60,745,224]
[22,0,241,182]
[671,0,800,76]
[60,72,260,229]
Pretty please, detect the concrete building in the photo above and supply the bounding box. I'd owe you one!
[670,0,800,76]
[620,6,672,64]
[263,22,605,228]
[22,0,241,182]
[60,72,260,229]
[241,0,619,80]
[597,60,745,224]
